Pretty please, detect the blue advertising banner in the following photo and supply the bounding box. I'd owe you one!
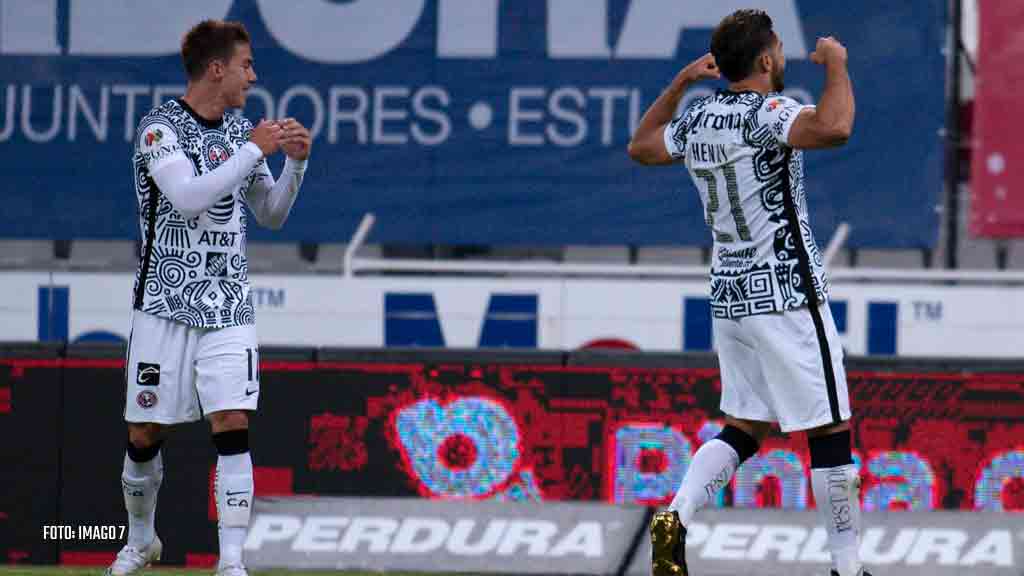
[0,0,944,247]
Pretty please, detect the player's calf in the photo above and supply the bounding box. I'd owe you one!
[108,435,165,576]
[213,427,253,571]
[122,438,163,550]
[809,427,864,576]
[667,424,759,522]
[653,424,760,575]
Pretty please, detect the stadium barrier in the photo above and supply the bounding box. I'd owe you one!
[245,497,648,574]
[8,269,1024,357]
[1,344,1023,571]
[243,498,1022,576]
[623,508,1022,575]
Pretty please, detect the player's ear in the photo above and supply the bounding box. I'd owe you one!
[208,58,225,80]
[759,51,773,75]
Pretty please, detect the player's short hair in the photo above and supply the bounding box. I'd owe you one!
[710,9,777,83]
[181,20,251,80]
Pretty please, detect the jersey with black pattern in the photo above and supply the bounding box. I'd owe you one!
[131,99,264,328]
[664,90,827,319]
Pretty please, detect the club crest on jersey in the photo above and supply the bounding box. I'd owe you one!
[767,99,783,111]
[203,137,232,169]
[136,390,158,409]
[144,128,163,147]
[208,144,230,165]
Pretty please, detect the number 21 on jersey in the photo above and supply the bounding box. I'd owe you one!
[694,163,752,243]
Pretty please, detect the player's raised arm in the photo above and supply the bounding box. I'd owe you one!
[787,37,855,149]
[628,53,720,166]
[147,120,281,220]
[246,118,311,230]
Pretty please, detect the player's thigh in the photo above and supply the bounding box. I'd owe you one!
[753,303,850,433]
[124,310,202,424]
[714,316,775,422]
[195,323,259,417]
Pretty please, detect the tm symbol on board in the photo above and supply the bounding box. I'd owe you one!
[912,301,943,321]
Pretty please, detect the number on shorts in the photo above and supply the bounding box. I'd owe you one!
[246,348,259,382]
[694,163,751,243]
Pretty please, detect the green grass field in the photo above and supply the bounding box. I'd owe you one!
[0,565,440,569]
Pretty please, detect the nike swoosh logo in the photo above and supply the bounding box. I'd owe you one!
[226,490,250,496]
[245,388,257,396]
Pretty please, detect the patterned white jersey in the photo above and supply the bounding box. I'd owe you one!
[132,99,265,328]
[664,91,828,319]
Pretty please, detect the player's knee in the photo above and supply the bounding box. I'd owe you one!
[127,422,166,452]
[808,428,853,469]
[715,424,760,465]
[212,428,249,456]
[724,416,772,443]
[208,410,249,434]
[807,420,850,438]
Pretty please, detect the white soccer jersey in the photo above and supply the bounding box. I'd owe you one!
[664,91,828,319]
[132,99,267,328]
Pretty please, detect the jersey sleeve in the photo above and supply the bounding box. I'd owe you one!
[137,117,184,174]
[758,96,814,146]
[662,113,689,162]
[245,155,307,230]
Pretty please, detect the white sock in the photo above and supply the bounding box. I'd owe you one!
[667,439,739,526]
[216,452,253,568]
[123,451,162,549]
[812,464,862,576]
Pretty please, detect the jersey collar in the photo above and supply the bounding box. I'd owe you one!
[176,98,224,129]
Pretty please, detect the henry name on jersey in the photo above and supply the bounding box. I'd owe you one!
[690,142,731,165]
[132,99,261,329]
[667,91,828,318]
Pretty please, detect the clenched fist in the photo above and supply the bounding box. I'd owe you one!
[810,37,847,66]
[680,53,721,83]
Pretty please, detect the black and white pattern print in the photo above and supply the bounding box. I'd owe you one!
[666,91,828,319]
[131,100,257,328]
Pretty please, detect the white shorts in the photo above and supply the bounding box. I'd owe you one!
[124,310,260,424]
[714,302,850,433]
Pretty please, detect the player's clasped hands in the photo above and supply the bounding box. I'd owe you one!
[275,118,312,161]
[250,118,312,161]
[250,119,282,156]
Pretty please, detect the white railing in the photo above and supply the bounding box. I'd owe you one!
[342,214,1024,284]
[347,257,1024,284]
[343,213,376,278]
[350,257,707,278]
